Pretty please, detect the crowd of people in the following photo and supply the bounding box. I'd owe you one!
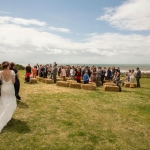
[0,61,141,133]
[24,63,141,89]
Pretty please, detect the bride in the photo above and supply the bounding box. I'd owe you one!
[0,61,17,133]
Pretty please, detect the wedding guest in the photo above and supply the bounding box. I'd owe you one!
[136,67,141,87]
[130,69,135,83]
[9,62,21,100]
[25,64,31,83]
[53,63,58,83]
[113,69,121,92]
[96,67,101,87]
[101,67,106,86]
[90,67,96,82]
[83,71,89,84]
[32,66,37,78]
[107,67,112,81]
[76,67,81,83]
[61,66,66,81]
[70,66,75,80]
[36,63,39,76]
[128,70,132,82]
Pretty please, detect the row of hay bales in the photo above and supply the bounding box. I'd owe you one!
[56,81,97,91]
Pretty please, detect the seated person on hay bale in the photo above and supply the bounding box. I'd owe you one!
[113,69,121,92]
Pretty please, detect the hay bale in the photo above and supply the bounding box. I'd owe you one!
[70,83,81,89]
[30,78,37,83]
[103,82,116,86]
[66,77,70,80]
[39,77,43,82]
[130,83,137,88]
[56,78,63,81]
[81,80,84,84]
[124,82,130,87]
[45,79,53,84]
[56,81,70,87]
[36,76,40,81]
[42,78,47,83]
[103,85,119,92]
[81,84,97,91]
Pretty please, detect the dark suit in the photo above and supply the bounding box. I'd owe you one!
[136,70,141,87]
[53,65,58,83]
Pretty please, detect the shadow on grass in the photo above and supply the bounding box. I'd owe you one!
[17,101,29,109]
[5,118,31,133]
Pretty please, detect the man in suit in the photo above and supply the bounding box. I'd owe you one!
[53,63,58,83]
[136,67,141,87]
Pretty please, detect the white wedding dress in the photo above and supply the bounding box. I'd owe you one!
[0,70,17,133]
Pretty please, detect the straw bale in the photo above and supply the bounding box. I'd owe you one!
[36,76,40,81]
[45,79,53,84]
[56,81,70,87]
[70,83,81,89]
[81,80,84,84]
[103,82,116,86]
[56,78,63,81]
[39,77,43,82]
[130,83,137,88]
[66,77,71,80]
[81,84,97,91]
[103,85,119,92]
[42,78,47,83]
[30,78,37,83]
[124,82,130,87]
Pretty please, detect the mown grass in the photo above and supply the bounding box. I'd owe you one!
[0,71,150,150]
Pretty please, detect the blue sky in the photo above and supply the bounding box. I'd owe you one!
[0,0,150,64]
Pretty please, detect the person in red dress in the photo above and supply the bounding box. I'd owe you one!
[32,65,37,78]
[76,67,81,83]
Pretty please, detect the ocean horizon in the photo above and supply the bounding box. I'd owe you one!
[19,63,150,73]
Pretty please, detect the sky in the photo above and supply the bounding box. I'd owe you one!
[0,0,150,65]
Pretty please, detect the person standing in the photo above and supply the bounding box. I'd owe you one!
[0,61,17,133]
[61,66,66,81]
[9,62,21,100]
[83,71,89,84]
[96,67,101,87]
[32,66,37,78]
[26,64,31,78]
[130,69,135,83]
[53,63,58,83]
[136,67,141,87]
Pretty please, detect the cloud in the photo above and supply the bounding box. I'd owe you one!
[0,15,150,64]
[0,11,11,14]
[49,27,70,33]
[0,16,46,26]
[97,0,150,31]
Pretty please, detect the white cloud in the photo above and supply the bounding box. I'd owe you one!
[49,26,70,33]
[0,11,11,14]
[97,0,150,31]
[0,16,46,26]
[0,15,150,64]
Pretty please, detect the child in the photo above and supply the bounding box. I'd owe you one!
[83,71,89,84]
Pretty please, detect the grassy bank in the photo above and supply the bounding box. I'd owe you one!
[0,71,150,150]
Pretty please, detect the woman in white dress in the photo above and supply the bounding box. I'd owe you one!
[0,61,16,133]
[130,69,135,83]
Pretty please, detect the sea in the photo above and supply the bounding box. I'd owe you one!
[21,63,150,73]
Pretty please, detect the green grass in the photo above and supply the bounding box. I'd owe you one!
[0,71,150,150]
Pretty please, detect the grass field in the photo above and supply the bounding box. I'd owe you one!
[0,70,150,150]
